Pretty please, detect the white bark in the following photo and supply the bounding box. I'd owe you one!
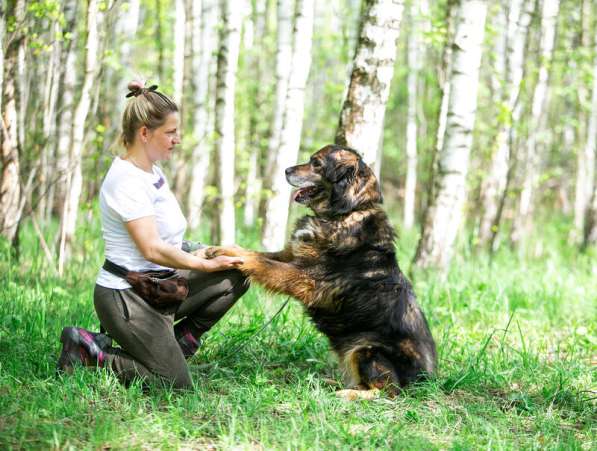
[511,0,559,245]
[477,0,533,247]
[414,0,487,270]
[403,0,421,229]
[38,18,64,221]
[173,0,186,105]
[335,0,404,174]
[58,0,100,273]
[116,0,140,116]
[574,26,597,238]
[243,0,267,227]
[0,0,25,242]
[214,0,242,245]
[261,0,314,251]
[53,0,78,221]
[264,0,294,185]
[187,0,218,229]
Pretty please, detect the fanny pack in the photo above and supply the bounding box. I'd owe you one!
[102,259,189,308]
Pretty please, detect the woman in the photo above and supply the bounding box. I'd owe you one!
[57,81,248,389]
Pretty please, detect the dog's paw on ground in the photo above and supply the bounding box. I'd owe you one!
[335,388,380,401]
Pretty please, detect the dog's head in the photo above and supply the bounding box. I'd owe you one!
[286,144,382,217]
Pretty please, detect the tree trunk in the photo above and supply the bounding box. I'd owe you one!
[403,0,421,229]
[52,0,78,223]
[511,0,560,246]
[58,0,101,273]
[0,0,25,243]
[37,17,64,222]
[574,14,597,241]
[243,0,268,227]
[261,0,314,251]
[214,0,242,245]
[583,175,597,248]
[335,0,404,176]
[413,0,488,270]
[260,0,294,217]
[477,0,533,249]
[187,0,218,230]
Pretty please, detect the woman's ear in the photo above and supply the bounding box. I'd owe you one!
[138,126,149,143]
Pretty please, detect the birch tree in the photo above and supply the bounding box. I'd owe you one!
[574,19,597,241]
[214,0,242,245]
[335,0,404,176]
[583,177,597,248]
[58,0,101,272]
[260,0,293,214]
[511,0,560,245]
[187,0,218,229]
[0,0,25,242]
[261,0,314,251]
[243,0,268,227]
[52,0,78,222]
[477,0,534,249]
[403,0,422,229]
[414,0,488,270]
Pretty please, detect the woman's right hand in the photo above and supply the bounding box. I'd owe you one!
[198,255,244,272]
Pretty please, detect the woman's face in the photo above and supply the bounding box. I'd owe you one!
[144,112,181,162]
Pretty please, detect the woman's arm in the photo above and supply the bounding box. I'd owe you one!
[125,216,243,272]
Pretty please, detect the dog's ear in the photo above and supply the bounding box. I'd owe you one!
[356,159,383,205]
[328,162,358,215]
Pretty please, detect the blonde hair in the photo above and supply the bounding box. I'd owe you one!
[120,81,178,148]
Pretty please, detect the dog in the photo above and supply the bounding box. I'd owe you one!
[206,144,436,397]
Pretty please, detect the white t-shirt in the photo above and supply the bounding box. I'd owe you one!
[96,157,187,289]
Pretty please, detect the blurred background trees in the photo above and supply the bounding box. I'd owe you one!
[0,0,595,274]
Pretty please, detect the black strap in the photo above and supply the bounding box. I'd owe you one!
[102,259,130,278]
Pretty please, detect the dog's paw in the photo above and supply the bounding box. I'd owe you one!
[204,246,224,259]
[335,388,380,401]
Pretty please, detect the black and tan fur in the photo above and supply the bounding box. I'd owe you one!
[207,144,436,395]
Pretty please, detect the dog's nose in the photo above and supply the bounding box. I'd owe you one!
[285,167,292,176]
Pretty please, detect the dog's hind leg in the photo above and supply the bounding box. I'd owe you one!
[337,346,400,399]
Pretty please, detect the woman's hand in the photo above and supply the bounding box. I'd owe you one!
[197,255,244,272]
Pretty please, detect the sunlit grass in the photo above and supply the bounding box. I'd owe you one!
[0,211,595,449]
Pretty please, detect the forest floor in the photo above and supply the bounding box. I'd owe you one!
[0,213,595,450]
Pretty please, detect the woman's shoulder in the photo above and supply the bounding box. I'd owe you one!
[101,157,149,194]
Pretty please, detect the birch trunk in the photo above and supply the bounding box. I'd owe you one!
[0,0,25,242]
[261,0,314,251]
[37,18,63,222]
[58,0,100,273]
[335,0,404,175]
[511,0,559,246]
[243,0,267,227]
[414,0,487,270]
[403,0,421,229]
[477,0,533,248]
[187,0,218,229]
[261,0,293,209]
[173,0,186,105]
[574,23,597,240]
[116,0,140,116]
[53,0,78,222]
[214,0,242,245]
[583,177,597,248]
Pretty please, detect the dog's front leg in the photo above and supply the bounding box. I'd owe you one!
[205,247,315,304]
[240,256,315,305]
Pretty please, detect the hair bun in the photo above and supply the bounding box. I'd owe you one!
[126,80,159,98]
[126,80,144,98]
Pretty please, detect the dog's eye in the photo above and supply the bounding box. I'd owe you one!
[311,159,322,168]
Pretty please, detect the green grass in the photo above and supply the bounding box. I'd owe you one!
[0,211,595,450]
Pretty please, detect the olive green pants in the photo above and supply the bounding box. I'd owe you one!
[94,269,249,389]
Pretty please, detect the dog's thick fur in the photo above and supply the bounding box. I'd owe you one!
[207,144,436,394]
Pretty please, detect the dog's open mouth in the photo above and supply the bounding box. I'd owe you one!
[292,186,320,204]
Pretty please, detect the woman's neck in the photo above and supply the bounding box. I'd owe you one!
[123,145,153,173]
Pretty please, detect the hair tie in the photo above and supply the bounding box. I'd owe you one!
[126,82,159,98]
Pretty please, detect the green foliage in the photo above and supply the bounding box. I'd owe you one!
[0,212,595,449]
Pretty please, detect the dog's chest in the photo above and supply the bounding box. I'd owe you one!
[290,218,329,258]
